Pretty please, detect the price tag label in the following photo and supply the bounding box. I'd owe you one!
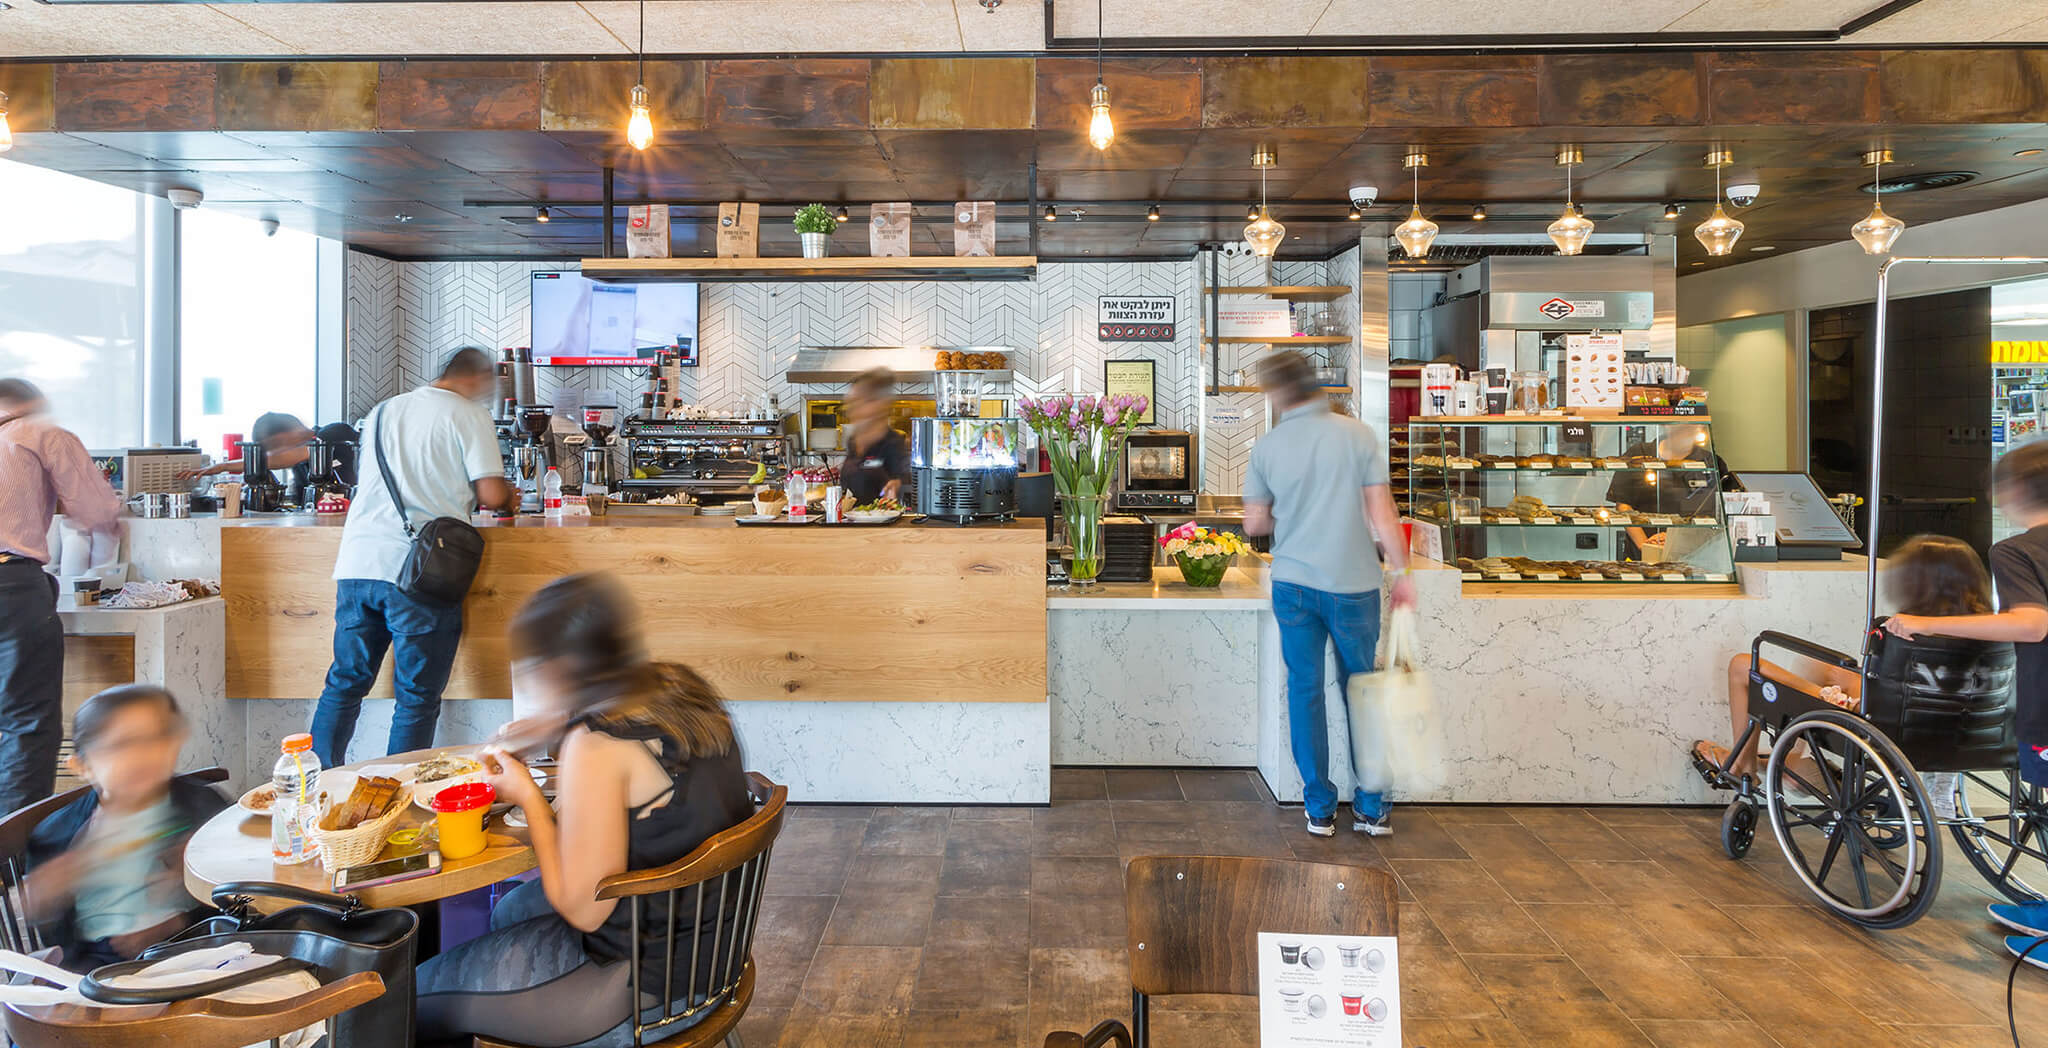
[1455,517,1481,526]
[1534,572,1562,581]
[1460,572,1482,581]
[1451,462,1474,470]
[1618,572,1645,581]
[1647,515,1679,526]
[1489,462,1515,470]
[1704,573,1732,582]
[1564,460,1594,469]
[1570,515,1599,525]
[1660,573,1689,582]
[1642,462,1664,470]
[1529,516,1558,525]
[1601,460,1630,469]
[1494,572,1523,581]
[1691,517,1719,526]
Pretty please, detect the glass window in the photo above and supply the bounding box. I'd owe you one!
[178,208,319,460]
[0,158,148,449]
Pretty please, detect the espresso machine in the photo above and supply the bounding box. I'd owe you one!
[621,416,787,504]
[238,440,285,513]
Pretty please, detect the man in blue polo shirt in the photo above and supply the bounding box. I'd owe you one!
[1244,351,1415,838]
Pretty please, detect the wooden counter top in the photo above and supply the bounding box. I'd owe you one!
[222,517,1045,703]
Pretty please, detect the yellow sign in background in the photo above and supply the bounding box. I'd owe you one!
[1994,340,2048,365]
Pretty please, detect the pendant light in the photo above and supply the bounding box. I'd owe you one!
[1085,0,1114,151]
[1692,149,1746,256]
[1241,145,1285,259]
[1392,150,1438,259]
[624,0,654,151]
[0,93,12,153]
[1852,148,1907,256]
[1547,146,1593,255]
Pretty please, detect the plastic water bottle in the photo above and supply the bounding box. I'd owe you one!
[543,467,565,519]
[271,733,323,865]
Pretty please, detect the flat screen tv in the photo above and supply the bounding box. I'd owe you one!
[529,271,698,367]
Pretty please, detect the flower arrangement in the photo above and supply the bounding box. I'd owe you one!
[1018,392,1150,584]
[1159,522,1250,587]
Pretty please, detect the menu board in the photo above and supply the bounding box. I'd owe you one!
[1104,360,1157,425]
[1564,333,1625,409]
[1258,932,1401,1047]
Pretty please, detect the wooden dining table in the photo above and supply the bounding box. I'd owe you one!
[183,747,537,914]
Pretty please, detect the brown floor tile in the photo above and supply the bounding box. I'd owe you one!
[1031,855,1125,897]
[1586,806,1692,826]
[841,854,943,895]
[1463,953,1609,1005]
[1425,902,1562,955]
[899,1006,1020,1047]
[1507,1002,1657,1047]
[1403,1017,1531,1046]
[1509,807,1649,861]
[860,810,952,856]
[1398,901,1451,948]
[1634,1019,1781,1048]
[1023,947,1129,1047]
[1288,824,1397,866]
[910,941,1030,1011]
[1111,819,1206,849]
[1199,823,1297,859]
[1441,823,1608,903]
[928,895,1030,952]
[1391,858,1514,908]
[946,816,1036,851]
[820,892,936,948]
[1421,805,1525,825]
[1877,1025,2016,1048]
[950,805,1035,822]
[1568,859,1705,902]
[733,1005,788,1047]
[1399,945,1503,1020]
[1175,769,1264,801]
[1104,769,1183,800]
[1686,956,1892,1048]
[1523,904,1736,1020]
[1050,768,1107,801]
[1368,809,1471,860]
[787,804,877,820]
[1032,809,1119,857]
[1029,892,1129,950]
[1624,897,1778,959]
[1109,798,1270,822]
[752,895,838,1010]
[795,945,920,1015]
[1727,904,2001,1026]
[937,839,1032,898]
[776,1008,905,1048]
[765,818,868,896]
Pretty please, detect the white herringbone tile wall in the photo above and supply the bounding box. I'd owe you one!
[343,248,1370,494]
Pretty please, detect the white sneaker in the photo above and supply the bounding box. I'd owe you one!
[1922,771,1960,821]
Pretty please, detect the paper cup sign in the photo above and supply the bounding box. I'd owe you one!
[1259,932,1401,1046]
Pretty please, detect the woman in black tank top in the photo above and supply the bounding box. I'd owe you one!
[416,575,753,1048]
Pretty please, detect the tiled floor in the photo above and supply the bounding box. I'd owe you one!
[735,768,2040,1047]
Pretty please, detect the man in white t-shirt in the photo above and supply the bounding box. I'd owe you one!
[309,348,514,767]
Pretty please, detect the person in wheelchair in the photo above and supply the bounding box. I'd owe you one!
[1884,441,2048,952]
[1693,534,1994,785]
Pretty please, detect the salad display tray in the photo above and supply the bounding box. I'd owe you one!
[734,514,916,527]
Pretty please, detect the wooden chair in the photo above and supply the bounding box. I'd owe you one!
[1041,855,1398,1048]
[477,772,788,1048]
[0,768,230,954]
[3,970,384,1048]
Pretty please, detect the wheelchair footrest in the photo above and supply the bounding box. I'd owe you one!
[1690,748,1748,792]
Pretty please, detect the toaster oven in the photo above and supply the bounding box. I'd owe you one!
[1116,430,1196,511]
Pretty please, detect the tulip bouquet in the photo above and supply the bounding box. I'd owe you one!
[1018,392,1151,584]
[1159,522,1250,587]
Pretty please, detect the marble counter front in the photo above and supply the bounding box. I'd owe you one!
[60,598,238,786]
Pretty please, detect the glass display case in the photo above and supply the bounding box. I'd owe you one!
[912,417,1025,470]
[1407,417,1736,584]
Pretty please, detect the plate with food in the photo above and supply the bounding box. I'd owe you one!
[407,752,486,810]
[846,497,905,523]
[238,782,277,816]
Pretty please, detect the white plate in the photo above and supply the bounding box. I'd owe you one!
[847,510,903,523]
[735,515,782,523]
[238,783,277,817]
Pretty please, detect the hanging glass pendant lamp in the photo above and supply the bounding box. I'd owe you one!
[1085,0,1114,151]
[1547,146,1594,256]
[1393,150,1439,259]
[1242,145,1285,258]
[1852,149,1906,255]
[1692,149,1746,256]
[625,0,654,150]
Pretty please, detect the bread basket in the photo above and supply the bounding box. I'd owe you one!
[311,783,412,871]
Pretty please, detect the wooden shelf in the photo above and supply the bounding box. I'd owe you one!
[1212,335,1353,345]
[1207,385,1351,394]
[1203,286,1349,302]
[581,255,1037,283]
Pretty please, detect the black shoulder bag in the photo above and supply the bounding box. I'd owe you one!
[371,404,485,606]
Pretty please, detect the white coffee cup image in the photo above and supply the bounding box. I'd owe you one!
[1365,948,1386,973]
[1279,988,1304,1013]
[1337,942,1363,968]
[1301,946,1325,971]
[1305,995,1327,1019]
[1366,998,1388,1022]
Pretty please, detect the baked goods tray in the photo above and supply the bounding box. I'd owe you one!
[605,503,700,516]
[734,515,919,527]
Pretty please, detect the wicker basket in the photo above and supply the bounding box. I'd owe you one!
[311,784,412,871]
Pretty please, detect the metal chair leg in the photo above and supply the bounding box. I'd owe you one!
[723,1033,744,1048]
[1131,989,1149,1048]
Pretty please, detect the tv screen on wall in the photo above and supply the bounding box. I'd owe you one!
[529,271,698,366]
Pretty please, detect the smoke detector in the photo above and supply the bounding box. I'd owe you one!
[166,188,203,210]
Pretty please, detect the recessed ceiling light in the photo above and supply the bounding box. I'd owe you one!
[1749,245,1777,252]
[2016,149,2043,158]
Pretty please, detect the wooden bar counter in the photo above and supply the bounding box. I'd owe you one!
[221,515,1047,704]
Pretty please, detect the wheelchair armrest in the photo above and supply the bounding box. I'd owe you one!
[1751,630,1860,672]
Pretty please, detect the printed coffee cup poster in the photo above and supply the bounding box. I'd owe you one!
[1258,931,1401,1046]
[1099,296,1175,342]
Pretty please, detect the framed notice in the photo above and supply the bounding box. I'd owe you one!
[1099,296,1176,342]
[1104,360,1157,425]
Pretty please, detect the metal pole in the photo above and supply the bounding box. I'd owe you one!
[602,167,616,259]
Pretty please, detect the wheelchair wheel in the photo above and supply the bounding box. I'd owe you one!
[1763,710,1942,929]
[1949,768,2048,904]
[1721,800,1757,859]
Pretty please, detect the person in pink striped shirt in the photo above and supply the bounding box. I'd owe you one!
[0,379,124,815]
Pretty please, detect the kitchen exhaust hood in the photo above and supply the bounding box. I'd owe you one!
[784,346,1017,385]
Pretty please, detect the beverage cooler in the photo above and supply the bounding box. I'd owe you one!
[911,417,1024,523]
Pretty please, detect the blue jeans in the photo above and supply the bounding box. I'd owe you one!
[310,579,464,768]
[1273,580,1384,822]
[0,559,63,816]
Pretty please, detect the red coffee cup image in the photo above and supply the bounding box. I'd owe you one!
[1341,994,1364,1016]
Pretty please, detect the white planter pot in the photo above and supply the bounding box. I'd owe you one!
[800,232,831,259]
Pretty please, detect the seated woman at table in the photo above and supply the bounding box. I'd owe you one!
[25,684,228,971]
[415,573,754,1048]
[1690,533,1994,784]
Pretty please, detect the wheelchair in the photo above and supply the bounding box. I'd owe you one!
[1693,627,2048,929]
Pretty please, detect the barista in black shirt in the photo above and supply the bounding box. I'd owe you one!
[838,368,910,506]
[183,413,359,489]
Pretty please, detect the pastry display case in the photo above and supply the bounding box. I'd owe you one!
[1407,417,1736,585]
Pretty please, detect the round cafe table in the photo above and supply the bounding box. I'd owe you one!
[184,747,536,914]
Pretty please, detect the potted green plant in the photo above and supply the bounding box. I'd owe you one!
[793,203,837,259]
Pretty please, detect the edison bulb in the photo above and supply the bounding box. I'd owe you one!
[626,84,654,152]
[1087,82,1114,152]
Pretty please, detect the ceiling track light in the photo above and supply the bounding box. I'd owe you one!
[1043,205,1058,222]
[1693,149,1745,257]
[1086,0,1113,151]
[1546,145,1593,256]
[0,91,11,153]
[1662,202,1683,220]
[1346,204,1362,220]
[1146,205,1160,221]
[1470,205,1487,222]
[835,206,850,223]
[1852,147,1906,256]
[535,206,551,223]
[1242,145,1285,259]
[625,0,653,151]
[1393,149,1439,259]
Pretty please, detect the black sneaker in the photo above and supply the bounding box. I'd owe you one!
[1306,814,1337,838]
[1353,811,1392,837]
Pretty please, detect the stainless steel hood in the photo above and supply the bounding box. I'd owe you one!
[1444,257,1654,331]
[784,346,1017,385]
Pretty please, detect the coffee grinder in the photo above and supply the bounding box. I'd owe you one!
[514,407,551,513]
[238,440,283,513]
[581,407,618,499]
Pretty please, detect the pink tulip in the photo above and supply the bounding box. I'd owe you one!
[1103,407,1121,427]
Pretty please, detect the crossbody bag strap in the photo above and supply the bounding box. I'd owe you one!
[369,405,417,539]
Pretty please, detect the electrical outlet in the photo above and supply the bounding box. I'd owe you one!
[1576,533,1599,550]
